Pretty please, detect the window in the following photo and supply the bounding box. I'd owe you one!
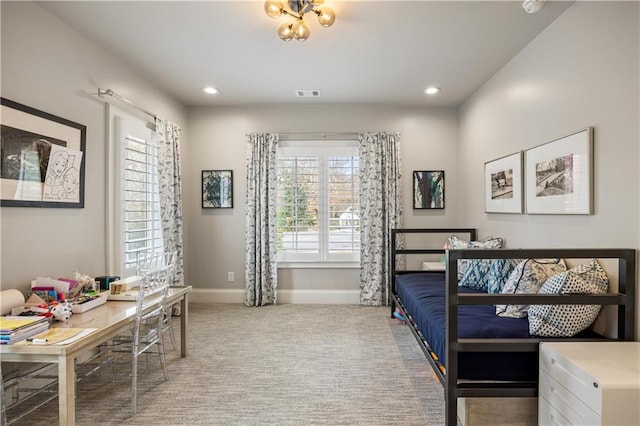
[276,141,359,264]
[107,106,163,277]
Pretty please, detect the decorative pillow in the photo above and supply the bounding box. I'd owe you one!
[496,258,567,318]
[487,258,523,294]
[528,259,609,337]
[459,258,521,293]
[447,235,504,280]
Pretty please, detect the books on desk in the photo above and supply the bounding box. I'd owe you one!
[0,316,50,344]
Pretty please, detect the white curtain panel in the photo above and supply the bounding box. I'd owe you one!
[155,117,184,286]
[244,133,279,306]
[358,132,403,306]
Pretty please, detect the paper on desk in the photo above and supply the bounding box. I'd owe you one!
[23,327,98,345]
[33,277,72,294]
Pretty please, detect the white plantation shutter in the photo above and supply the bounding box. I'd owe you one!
[107,106,164,277]
[327,154,359,258]
[276,154,319,259]
[122,134,163,273]
[276,141,359,263]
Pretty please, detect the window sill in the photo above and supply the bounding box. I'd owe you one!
[277,261,360,269]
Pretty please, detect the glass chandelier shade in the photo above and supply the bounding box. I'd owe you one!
[264,0,335,42]
[292,19,310,41]
[316,7,335,27]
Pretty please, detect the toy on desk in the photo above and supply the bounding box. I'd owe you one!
[49,302,72,322]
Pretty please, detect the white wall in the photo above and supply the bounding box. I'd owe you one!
[186,105,460,296]
[0,2,187,291]
[459,1,639,335]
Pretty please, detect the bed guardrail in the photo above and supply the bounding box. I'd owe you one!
[390,228,637,426]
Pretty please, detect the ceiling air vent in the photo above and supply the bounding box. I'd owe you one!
[296,89,321,98]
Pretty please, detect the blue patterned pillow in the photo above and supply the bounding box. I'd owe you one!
[528,259,608,337]
[447,235,504,280]
[487,258,523,294]
[459,259,494,291]
[496,258,567,318]
[459,258,521,292]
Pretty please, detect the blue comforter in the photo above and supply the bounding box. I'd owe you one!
[396,273,537,381]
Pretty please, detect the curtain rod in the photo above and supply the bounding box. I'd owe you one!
[276,132,359,141]
[97,88,157,120]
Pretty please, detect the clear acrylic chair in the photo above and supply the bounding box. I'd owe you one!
[136,251,178,350]
[109,262,172,414]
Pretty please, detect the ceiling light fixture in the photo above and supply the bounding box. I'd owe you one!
[264,0,335,42]
[522,0,545,14]
[203,86,219,95]
[425,87,441,95]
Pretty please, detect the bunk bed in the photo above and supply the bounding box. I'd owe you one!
[389,228,637,426]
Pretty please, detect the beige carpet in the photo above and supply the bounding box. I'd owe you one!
[8,303,447,425]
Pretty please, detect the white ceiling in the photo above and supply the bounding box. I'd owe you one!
[37,1,572,107]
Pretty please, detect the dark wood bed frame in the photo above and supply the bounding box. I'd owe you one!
[390,228,637,426]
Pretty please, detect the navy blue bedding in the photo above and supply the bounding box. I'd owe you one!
[396,272,537,381]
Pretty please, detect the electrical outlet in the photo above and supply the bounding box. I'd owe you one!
[228,272,234,282]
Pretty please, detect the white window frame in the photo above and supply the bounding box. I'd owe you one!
[106,106,163,278]
[276,140,360,268]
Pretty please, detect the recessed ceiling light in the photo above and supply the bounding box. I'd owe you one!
[425,87,441,95]
[203,86,219,95]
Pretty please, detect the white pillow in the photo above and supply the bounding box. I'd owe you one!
[495,258,566,318]
[447,235,504,280]
[528,259,609,337]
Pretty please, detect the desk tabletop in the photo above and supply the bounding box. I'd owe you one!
[0,285,191,357]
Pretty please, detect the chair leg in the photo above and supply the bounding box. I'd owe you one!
[158,339,169,381]
[131,353,138,414]
[165,313,178,351]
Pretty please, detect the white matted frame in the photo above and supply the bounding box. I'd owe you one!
[525,127,593,215]
[484,151,523,213]
[1,98,86,208]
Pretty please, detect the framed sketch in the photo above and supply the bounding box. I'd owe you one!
[525,128,593,214]
[1,98,86,208]
[202,170,233,208]
[484,152,523,213]
[413,170,444,209]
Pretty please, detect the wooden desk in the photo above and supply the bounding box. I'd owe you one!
[0,285,191,425]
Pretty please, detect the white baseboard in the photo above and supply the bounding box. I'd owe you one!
[189,289,360,304]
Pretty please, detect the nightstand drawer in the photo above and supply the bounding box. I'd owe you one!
[539,344,602,413]
[538,395,571,426]
[539,370,600,425]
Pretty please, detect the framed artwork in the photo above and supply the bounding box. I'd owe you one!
[525,127,593,214]
[484,151,523,214]
[413,170,444,209]
[202,170,233,208]
[1,98,86,208]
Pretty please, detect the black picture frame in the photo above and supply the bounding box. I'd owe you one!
[525,128,593,214]
[413,170,445,209]
[202,170,233,208]
[1,98,86,208]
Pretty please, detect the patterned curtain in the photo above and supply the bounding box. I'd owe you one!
[358,132,403,306]
[245,133,279,306]
[155,118,184,286]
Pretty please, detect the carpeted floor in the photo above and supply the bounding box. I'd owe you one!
[8,304,447,425]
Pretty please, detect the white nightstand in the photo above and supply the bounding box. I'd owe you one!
[538,341,640,426]
[421,261,445,271]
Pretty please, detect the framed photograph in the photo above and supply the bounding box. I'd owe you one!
[1,98,86,208]
[202,170,233,208]
[484,151,523,213]
[525,127,593,214]
[413,170,444,209]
